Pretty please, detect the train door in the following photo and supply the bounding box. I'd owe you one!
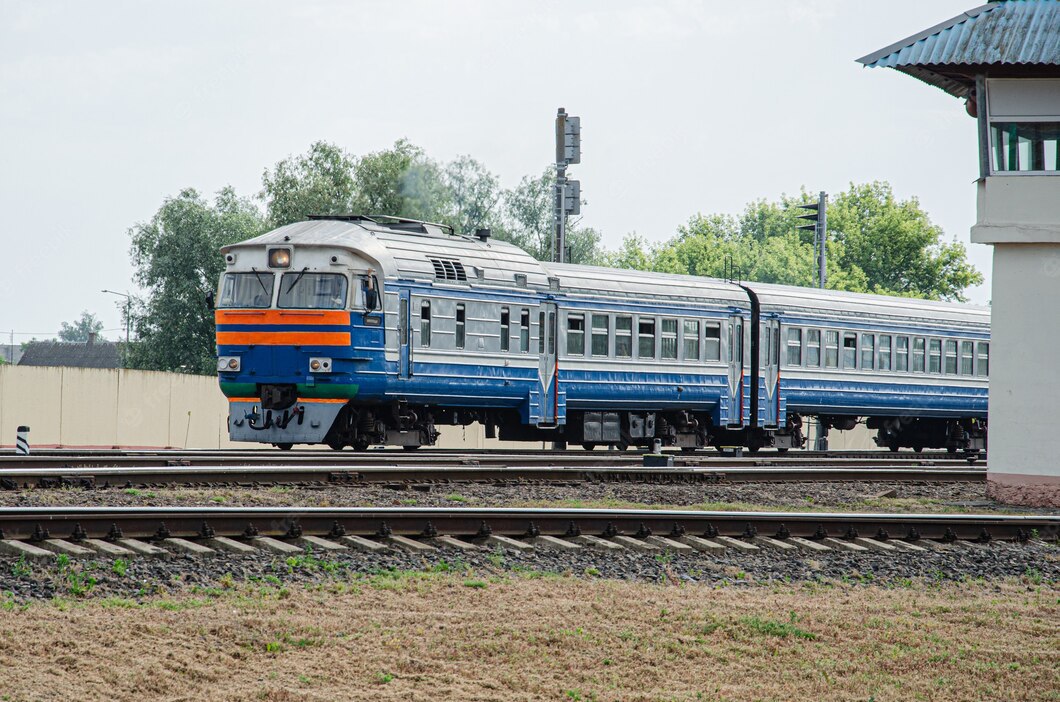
[726,314,744,428]
[537,302,558,425]
[761,317,780,427]
[398,290,411,380]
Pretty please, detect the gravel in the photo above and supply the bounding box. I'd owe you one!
[0,537,1055,603]
[3,479,1057,515]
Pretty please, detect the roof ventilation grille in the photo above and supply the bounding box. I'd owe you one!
[429,258,468,282]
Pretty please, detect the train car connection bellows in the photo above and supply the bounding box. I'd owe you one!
[15,426,29,455]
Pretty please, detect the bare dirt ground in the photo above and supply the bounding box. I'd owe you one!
[0,576,1056,702]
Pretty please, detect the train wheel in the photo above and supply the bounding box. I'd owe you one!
[327,441,345,451]
[582,443,597,451]
[947,446,958,454]
[776,447,789,454]
[403,445,420,451]
[888,442,900,452]
[275,443,293,451]
[352,438,370,452]
[912,444,924,453]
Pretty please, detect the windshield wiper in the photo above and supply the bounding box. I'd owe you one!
[249,267,271,297]
[285,267,310,294]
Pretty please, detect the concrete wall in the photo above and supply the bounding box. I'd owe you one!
[0,364,874,451]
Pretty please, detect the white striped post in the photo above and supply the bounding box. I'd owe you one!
[15,426,29,455]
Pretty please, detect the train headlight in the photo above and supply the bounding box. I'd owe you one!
[268,248,291,268]
[309,357,332,373]
[218,356,240,372]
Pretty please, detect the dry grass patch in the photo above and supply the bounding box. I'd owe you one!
[0,576,1056,701]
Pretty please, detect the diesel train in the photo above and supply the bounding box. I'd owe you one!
[214,215,989,453]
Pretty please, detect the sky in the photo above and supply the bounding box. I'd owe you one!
[0,0,990,342]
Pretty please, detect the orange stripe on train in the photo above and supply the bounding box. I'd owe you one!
[216,331,351,346]
[215,309,351,325]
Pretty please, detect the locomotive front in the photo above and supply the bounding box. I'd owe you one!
[214,223,383,449]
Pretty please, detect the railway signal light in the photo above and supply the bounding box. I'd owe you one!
[564,180,581,215]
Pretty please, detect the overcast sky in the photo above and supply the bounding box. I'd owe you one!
[0,0,989,342]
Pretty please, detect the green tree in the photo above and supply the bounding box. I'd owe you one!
[611,181,980,301]
[58,311,104,342]
[261,141,357,227]
[127,187,265,374]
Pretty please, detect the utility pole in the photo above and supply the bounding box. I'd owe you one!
[553,108,581,263]
[796,192,829,449]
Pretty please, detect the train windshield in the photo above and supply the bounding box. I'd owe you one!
[277,272,348,310]
[218,272,274,308]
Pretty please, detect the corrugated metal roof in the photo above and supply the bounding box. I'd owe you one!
[19,340,121,369]
[858,1,1060,95]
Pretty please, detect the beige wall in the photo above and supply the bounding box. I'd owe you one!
[0,365,874,450]
[0,366,235,449]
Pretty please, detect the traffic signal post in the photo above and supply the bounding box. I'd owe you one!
[554,108,581,263]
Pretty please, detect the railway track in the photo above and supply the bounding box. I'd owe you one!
[0,507,1053,563]
[0,464,985,490]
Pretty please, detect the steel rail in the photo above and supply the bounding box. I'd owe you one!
[0,464,986,489]
[0,506,1052,543]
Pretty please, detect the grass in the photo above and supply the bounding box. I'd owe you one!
[0,578,1054,700]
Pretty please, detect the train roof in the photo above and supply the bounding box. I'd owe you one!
[545,262,747,305]
[744,281,990,328]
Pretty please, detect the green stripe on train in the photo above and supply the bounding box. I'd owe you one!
[219,382,359,399]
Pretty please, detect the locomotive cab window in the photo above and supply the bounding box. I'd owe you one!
[567,314,585,356]
[592,315,609,356]
[218,272,274,309]
[277,273,348,310]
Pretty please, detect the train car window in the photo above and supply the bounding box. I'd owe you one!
[944,340,958,374]
[456,304,466,349]
[842,333,857,369]
[591,314,609,356]
[704,322,720,361]
[399,300,408,346]
[960,341,974,375]
[913,338,926,372]
[548,311,556,355]
[774,327,781,365]
[538,312,545,353]
[806,329,821,367]
[878,335,892,371]
[616,316,632,358]
[896,337,909,372]
[683,320,700,361]
[762,325,771,366]
[661,319,678,360]
[567,314,585,356]
[500,308,510,352]
[638,318,656,359]
[218,272,274,308]
[977,342,990,376]
[786,328,802,366]
[824,330,839,368]
[519,309,529,352]
[420,301,431,347]
[860,334,875,370]
[929,339,942,374]
[735,321,743,365]
[277,273,348,310]
[727,323,734,363]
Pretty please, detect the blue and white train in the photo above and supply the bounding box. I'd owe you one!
[214,216,989,453]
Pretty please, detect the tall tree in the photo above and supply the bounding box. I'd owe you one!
[261,141,358,228]
[58,311,104,342]
[127,187,265,374]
